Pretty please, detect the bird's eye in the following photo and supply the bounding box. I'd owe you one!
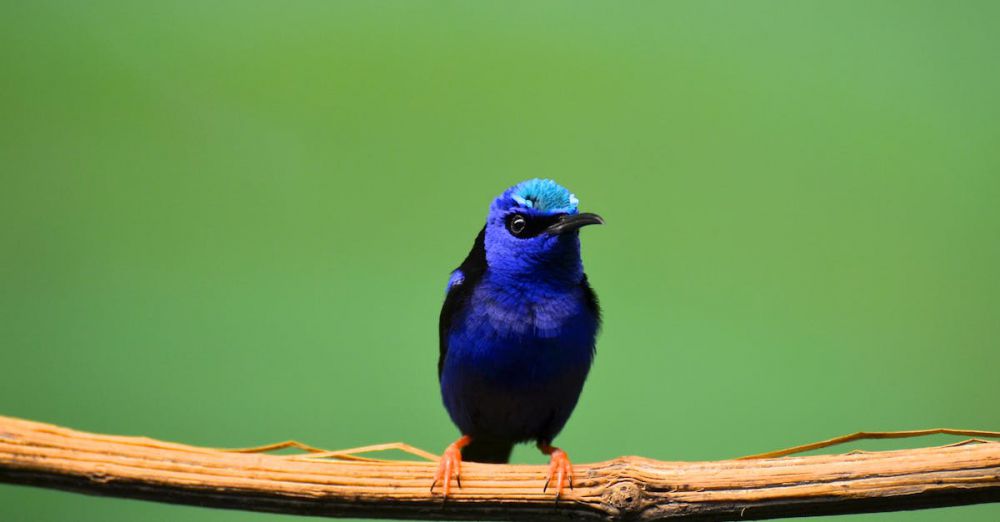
[507,214,528,236]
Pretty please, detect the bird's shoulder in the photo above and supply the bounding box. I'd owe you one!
[444,226,487,294]
[580,272,601,326]
[579,273,599,315]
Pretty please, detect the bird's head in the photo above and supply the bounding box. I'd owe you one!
[484,179,603,281]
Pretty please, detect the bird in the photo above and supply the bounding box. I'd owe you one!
[433,179,603,498]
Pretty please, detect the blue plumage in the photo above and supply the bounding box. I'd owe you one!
[433,179,603,496]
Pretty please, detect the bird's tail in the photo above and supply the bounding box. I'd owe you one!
[461,438,514,464]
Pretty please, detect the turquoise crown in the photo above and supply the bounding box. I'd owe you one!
[506,179,579,214]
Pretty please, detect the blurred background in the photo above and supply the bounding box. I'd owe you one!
[2,1,998,520]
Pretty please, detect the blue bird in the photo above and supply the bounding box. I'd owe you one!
[433,179,603,497]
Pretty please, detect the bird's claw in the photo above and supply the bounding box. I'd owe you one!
[543,448,574,497]
[432,442,464,497]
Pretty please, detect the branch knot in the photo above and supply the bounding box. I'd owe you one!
[603,480,643,517]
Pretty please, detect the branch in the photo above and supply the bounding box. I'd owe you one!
[1,415,998,521]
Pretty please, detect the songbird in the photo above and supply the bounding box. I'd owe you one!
[434,179,603,497]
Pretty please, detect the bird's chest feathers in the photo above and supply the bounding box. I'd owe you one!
[466,278,586,341]
[450,276,593,388]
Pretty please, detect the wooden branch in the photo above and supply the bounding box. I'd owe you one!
[1,415,998,521]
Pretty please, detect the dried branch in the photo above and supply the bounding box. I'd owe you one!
[1,415,998,521]
[738,428,1000,460]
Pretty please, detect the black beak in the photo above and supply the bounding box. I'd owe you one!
[545,212,605,235]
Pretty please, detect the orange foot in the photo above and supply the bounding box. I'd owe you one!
[538,442,574,497]
[431,435,472,497]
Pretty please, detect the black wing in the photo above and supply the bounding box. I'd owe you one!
[580,273,602,354]
[438,226,487,379]
[580,273,602,328]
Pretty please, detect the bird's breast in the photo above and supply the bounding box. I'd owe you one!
[444,277,597,387]
[468,279,585,339]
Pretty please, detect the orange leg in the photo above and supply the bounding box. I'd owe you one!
[538,442,574,497]
[431,435,472,497]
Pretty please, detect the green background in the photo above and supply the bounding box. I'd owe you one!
[2,1,998,520]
